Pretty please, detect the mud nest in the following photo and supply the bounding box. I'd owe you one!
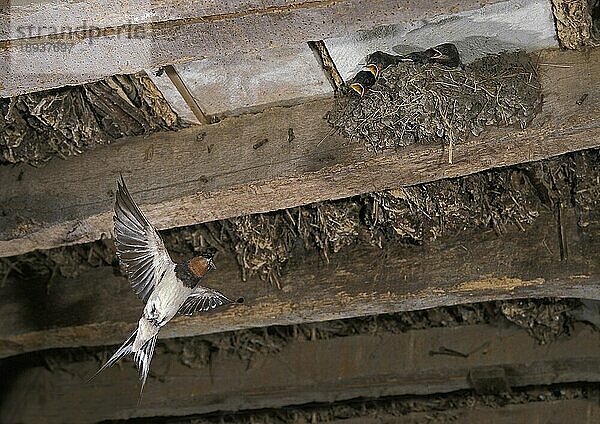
[0,73,182,165]
[328,51,541,154]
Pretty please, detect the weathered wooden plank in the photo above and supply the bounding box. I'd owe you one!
[0,0,504,97]
[0,0,502,41]
[0,205,598,359]
[337,399,600,424]
[2,323,600,423]
[0,49,598,258]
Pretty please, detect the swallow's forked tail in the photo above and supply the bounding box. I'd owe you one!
[89,329,138,382]
[88,330,158,401]
[134,333,158,398]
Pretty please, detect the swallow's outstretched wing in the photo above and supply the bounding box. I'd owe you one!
[114,176,174,302]
[178,286,241,315]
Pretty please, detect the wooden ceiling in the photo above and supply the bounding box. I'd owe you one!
[0,0,599,422]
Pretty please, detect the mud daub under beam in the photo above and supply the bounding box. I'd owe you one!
[101,383,600,423]
[0,73,182,165]
[2,148,597,289]
[550,0,599,48]
[1,299,599,423]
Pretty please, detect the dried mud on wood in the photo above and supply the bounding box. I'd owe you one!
[550,0,597,48]
[500,298,584,345]
[327,51,541,154]
[104,384,591,423]
[0,238,117,288]
[0,73,182,165]
[0,301,590,423]
[163,149,598,287]
[2,297,585,375]
[1,149,598,290]
[169,298,582,369]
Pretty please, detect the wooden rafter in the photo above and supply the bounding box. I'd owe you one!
[2,323,600,422]
[1,203,598,359]
[0,0,504,97]
[345,401,600,424]
[0,49,599,258]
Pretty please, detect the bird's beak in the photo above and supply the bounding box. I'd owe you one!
[430,48,446,60]
[366,64,379,78]
[349,82,365,97]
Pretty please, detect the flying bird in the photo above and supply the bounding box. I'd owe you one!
[90,176,242,397]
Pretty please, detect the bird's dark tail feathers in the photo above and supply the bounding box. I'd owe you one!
[88,330,159,403]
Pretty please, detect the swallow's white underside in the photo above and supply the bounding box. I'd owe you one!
[133,265,192,351]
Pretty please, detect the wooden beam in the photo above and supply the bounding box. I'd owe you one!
[337,400,600,424]
[0,0,503,97]
[1,49,599,258]
[0,205,598,359]
[2,323,600,423]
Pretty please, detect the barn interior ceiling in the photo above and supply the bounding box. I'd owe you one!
[0,0,599,422]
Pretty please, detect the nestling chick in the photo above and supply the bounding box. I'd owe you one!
[349,65,379,96]
[365,51,404,74]
[400,43,462,68]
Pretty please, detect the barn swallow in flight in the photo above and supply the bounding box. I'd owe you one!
[90,176,242,399]
[349,65,378,96]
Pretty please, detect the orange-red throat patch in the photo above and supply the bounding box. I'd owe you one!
[188,256,209,277]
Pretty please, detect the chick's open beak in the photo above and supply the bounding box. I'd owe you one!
[349,82,365,96]
[366,64,379,78]
[429,48,445,60]
[349,69,377,97]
